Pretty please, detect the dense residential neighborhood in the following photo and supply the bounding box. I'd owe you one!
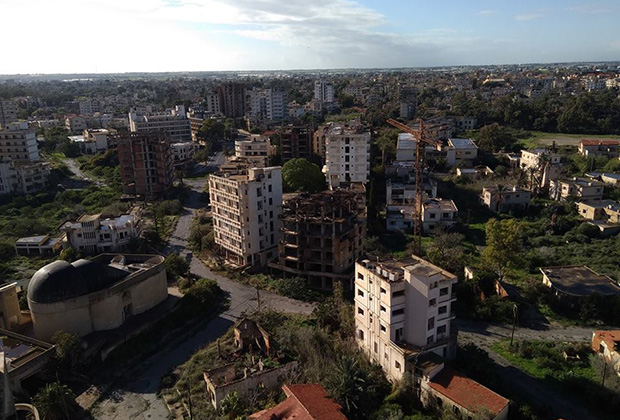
[1,5,620,420]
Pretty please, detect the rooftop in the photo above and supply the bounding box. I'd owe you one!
[448,138,477,149]
[593,330,620,352]
[423,198,458,212]
[359,255,456,284]
[427,368,509,416]
[397,133,417,150]
[556,177,605,187]
[28,254,164,304]
[580,139,620,147]
[250,384,348,420]
[540,266,620,297]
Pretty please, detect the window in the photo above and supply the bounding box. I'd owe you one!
[428,317,435,330]
[358,330,364,340]
[257,187,262,197]
[358,289,364,297]
[437,325,447,334]
[357,273,364,280]
[453,406,460,416]
[374,342,378,353]
[395,361,401,370]
[392,290,404,298]
[440,287,449,296]
[430,282,438,289]
[268,184,272,192]
[380,287,386,295]
[380,305,386,313]
[380,324,386,332]
[429,298,436,307]
[438,305,447,314]
[269,198,273,205]
[392,308,404,316]
[427,335,434,344]
[429,213,436,219]
[357,307,364,315]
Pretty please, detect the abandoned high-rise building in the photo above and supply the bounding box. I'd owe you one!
[269,189,365,290]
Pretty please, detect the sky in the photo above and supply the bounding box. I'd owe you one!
[1,0,619,74]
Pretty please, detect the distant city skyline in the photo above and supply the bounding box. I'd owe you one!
[2,0,619,75]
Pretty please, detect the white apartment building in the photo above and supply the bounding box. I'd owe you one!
[520,148,562,187]
[70,129,110,154]
[65,115,88,133]
[0,158,50,195]
[323,121,370,189]
[59,208,142,254]
[314,80,335,103]
[249,88,285,122]
[209,163,283,267]
[234,136,275,167]
[129,105,192,142]
[0,122,39,161]
[355,256,457,382]
[0,100,17,127]
[170,142,195,169]
[482,186,532,212]
[386,199,458,233]
[78,99,101,115]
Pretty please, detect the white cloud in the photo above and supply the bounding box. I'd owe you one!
[477,10,496,16]
[514,13,545,21]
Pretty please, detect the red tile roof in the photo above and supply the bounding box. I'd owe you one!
[593,330,620,351]
[250,384,348,420]
[580,139,620,147]
[427,368,509,416]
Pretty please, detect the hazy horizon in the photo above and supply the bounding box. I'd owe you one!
[2,0,620,74]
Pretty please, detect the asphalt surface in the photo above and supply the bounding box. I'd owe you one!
[456,319,601,420]
[93,164,313,420]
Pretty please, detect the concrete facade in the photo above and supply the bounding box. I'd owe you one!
[0,123,39,162]
[235,136,275,168]
[28,254,167,341]
[550,178,604,202]
[482,186,531,212]
[129,106,192,142]
[323,121,370,190]
[209,163,283,267]
[355,256,457,382]
[269,190,365,291]
[117,133,174,197]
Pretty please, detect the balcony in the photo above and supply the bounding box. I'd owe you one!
[437,310,456,321]
[438,292,457,303]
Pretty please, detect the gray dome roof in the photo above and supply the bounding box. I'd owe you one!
[28,259,129,304]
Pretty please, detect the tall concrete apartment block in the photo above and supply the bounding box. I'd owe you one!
[117,133,174,197]
[0,100,18,127]
[269,190,365,291]
[314,80,334,103]
[128,105,192,142]
[0,122,39,161]
[218,82,246,118]
[323,121,370,189]
[355,256,457,382]
[209,162,283,267]
[271,125,312,162]
[249,88,285,122]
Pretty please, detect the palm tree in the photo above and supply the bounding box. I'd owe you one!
[537,153,552,191]
[32,382,77,420]
[492,184,508,212]
[325,355,370,417]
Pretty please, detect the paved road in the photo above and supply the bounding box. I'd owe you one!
[93,172,313,420]
[456,319,600,420]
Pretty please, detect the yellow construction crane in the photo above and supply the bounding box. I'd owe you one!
[386,118,441,255]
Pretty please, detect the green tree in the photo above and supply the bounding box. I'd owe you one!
[165,253,189,280]
[51,331,84,374]
[220,391,244,419]
[426,229,465,273]
[58,247,78,262]
[281,158,325,193]
[325,355,372,418]
[32,382,78,420]
[482,218,523,281]
[475,123,516,153]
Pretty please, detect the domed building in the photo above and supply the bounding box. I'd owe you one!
[27,254,167,341]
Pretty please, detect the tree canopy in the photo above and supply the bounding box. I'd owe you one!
[281,158,326,193]
[482,218,524,281]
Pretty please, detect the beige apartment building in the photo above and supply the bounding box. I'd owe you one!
[209,162,282,267]
[0,122,39,162]
[482,185,531,212]
[355,256,457,382]
[550,177,604,201]
[234,136,276,167]
[323,120,370,189]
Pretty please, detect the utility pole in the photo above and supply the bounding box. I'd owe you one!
[510,304,518,347]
